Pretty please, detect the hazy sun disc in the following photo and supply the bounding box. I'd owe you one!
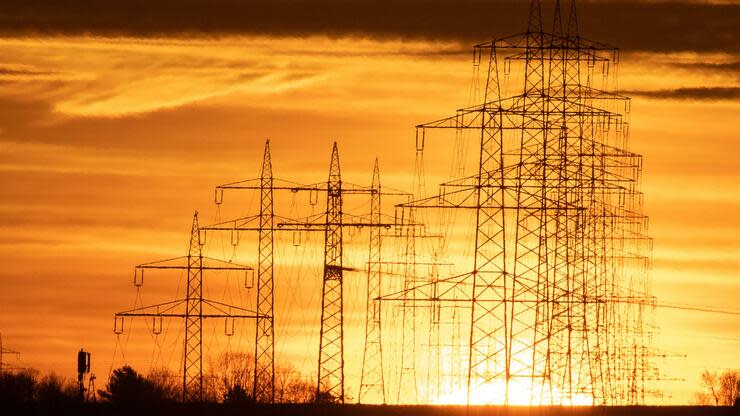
[433,380,595,406]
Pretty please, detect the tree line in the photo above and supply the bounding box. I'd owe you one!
[0,351,317,408]
[4,358,736,407]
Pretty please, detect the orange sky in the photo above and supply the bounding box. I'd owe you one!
[0,0,739,405]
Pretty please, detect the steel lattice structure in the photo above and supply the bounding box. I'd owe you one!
[381,0,654,405]
[317,142,345,401]
[111,0,659,405]
[114,212,260,402]
[358,160,386,403]
[254,141,276,403]
[207,141,408,403]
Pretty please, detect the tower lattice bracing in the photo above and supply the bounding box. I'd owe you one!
[359,159,385,403]
[183,213,204,402]
[385,0,653,405]
[254,140,275,402]
[317,142,345,402]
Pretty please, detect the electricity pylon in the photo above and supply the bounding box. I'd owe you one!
[114,212,261,402]
[358,159,385,404]
[318,142,344,402]
[206,139,310,402]
[207,139,351,402]
[381,0,653,405]
[208,141,414,403]
[273,142,414,403]
[255,141,275,403]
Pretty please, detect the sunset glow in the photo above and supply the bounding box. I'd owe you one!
[0,0,738,408]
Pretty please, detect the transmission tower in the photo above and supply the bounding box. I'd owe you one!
[206,139,307,403]
[358,160,385,404]
[317,142,345,402]
[206,141,410,403]
[381,0,653,405]
[270,143,414,403]
[254,140,275,402]
[114,212,261,402]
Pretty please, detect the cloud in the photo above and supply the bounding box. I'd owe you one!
[625,87,740,100]
[0,1,738,53]
[672,61,740,73]
[0,65,55,77]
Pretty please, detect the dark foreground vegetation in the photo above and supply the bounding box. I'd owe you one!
[1,362,738,415]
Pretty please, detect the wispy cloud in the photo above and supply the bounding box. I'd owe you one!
[672,61,740,73]
[625,87,740,101]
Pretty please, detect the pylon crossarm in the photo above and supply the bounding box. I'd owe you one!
[215,177,320,206]
[473,31,617,52]
[413,102,538,131]
[135,256,252,271]
[115,298,263,319]
[414,105,490,130]
[217,177,407,196]
[201,214,300,232]
[216,178,261,189]
[504,45,611,64]
[277,212,395,230]
[416,94,624,136]
[115,299,187,316]
[542,84,629,101]
[217,177,312,190]
[114,312,260,319]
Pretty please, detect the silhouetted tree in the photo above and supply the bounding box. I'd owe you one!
[145,367,180,401]
[35,373,77,408]
[206,351,316,403]
[208,351,254,403]
[99,365,173,405]
[0,370,37,407]
[275,366,313,403]
[695,369,740,406]
[314,389,341,403]
[223,383,251,403]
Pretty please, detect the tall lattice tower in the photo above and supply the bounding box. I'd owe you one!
[388,0,653,405]
[254,140,275,402]
[317,143,345,402]
[359,159,385,403]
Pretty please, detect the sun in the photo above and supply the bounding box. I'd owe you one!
[434,380,595,406]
